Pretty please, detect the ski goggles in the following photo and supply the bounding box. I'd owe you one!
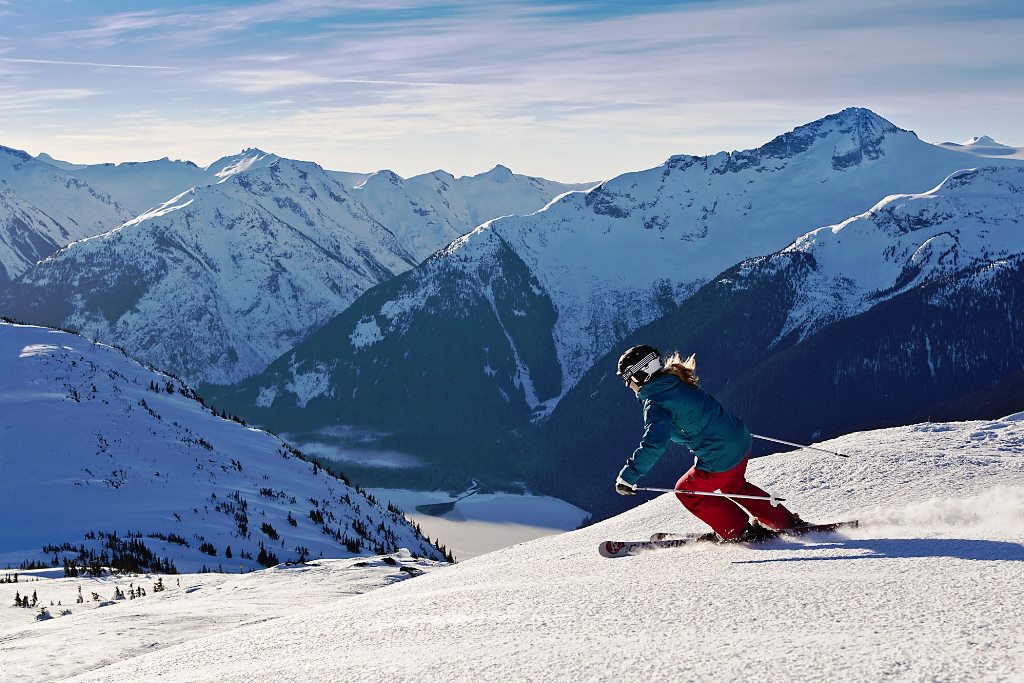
[619,351,661,386]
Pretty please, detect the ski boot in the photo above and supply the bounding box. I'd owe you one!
[789,513,812,529]
[731,521,779,543]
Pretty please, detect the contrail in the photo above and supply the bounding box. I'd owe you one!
[0,57,178,70]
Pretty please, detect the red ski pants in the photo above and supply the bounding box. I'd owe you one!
[675,453,794,539]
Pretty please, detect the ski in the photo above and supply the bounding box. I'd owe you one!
[600,520,861,558]
[649,520,859,542]
[598,538,704,558]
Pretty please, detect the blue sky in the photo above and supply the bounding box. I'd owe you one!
[0,0,1021,180]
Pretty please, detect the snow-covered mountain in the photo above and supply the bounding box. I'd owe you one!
[34,152,88,170]
[0,146,134,282]
[0,320,448,574]
[528,165,1024,520]
[3,158,586,385]
[33,148,285,217]
[0,148,288,284]
[217,109,1021,477]
[939,135,1024,160]
[47,157,206,216]
[769,164,1024,341]
[347,164,594,262]
[7,414,1022,681]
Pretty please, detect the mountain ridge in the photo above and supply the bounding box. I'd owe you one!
[215,109,1022,488]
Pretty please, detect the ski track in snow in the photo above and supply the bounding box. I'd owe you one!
[3,414,1020,682]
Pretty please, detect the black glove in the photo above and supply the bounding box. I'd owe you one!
[615,476,637,496]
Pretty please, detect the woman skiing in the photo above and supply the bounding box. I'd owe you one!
[614,344,800,542]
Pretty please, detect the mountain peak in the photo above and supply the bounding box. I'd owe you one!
[964,135,1006,147]
[207,149,280,182]
[35,151,89,170]
[359,169,404,188]
[754,107,907,168]
[829,106,900,129]
[478,164,513,180]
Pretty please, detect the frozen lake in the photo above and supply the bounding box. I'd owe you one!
[367,488,591,560]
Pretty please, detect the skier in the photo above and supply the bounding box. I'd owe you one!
[613,344,801,542]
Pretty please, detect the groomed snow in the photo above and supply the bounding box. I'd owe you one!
[16,414,1021,682]
[0,553,445,683]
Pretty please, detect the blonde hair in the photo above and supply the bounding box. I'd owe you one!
[663,351,699,387]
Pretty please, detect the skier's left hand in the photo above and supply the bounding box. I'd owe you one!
[615,476,637,496]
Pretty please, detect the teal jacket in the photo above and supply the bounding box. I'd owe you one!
[617,373,752,486]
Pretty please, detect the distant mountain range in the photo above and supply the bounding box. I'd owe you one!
[209,109,1024,503]
[1,151,590,384]
[0,147,133,283]
[4,108,1022,525]
[0,320,448,572]
[938,135,1024,160]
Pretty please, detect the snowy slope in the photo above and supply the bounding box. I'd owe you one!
[21,414,1024,682]
[772,164,1024,341]
[51,157,207,216]
[0,186,71,285]
[0,321,447,574]
[4,157,586,384]
[0,554,445,683]
[0,147,133,281]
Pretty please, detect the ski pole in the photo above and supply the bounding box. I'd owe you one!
[753,433,849,458]
[635,487,785,507]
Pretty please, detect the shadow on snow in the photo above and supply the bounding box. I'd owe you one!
[733,536,1024,564]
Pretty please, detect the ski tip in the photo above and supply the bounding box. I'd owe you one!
[598,541,625,558]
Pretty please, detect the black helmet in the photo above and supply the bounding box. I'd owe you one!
[617,345,662,387]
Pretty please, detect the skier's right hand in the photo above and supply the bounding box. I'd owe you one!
[615,476,637,496]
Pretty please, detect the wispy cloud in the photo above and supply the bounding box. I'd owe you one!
[0,57,177,70]
[0,88,100,113]
[3,0,1022,179]
[47,0,449,48]
[206,69,459,93]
